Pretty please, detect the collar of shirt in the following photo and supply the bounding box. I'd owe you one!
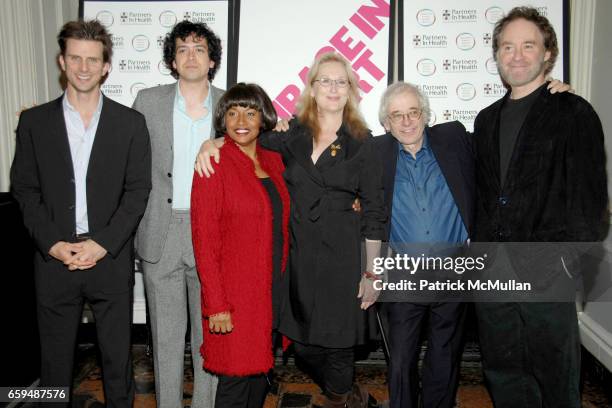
[62,91,104,124]
[175,80,212,120]
[396,129,430,159]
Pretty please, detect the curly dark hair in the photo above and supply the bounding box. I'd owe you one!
[163,20,222,80]
[492,6,558,76]
[58,20,113,63]
[214,83,278,135]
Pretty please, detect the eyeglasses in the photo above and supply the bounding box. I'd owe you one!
[314,78,349,88]
[387,110,422,123]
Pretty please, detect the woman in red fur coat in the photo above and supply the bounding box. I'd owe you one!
[191,83,290,408]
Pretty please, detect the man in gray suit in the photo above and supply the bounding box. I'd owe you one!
[132,21,223,407]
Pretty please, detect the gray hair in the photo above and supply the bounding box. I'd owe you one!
[378,82,431,126]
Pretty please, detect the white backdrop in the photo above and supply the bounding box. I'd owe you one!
[237,0,393,135]
[402,1,565,131]
[83,0,230,107]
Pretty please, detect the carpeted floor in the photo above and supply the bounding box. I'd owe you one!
[65,343,611,408]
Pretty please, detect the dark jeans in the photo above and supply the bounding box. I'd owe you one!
[293,342,355,395]
[475,302,581,408]
[387,302,466,408]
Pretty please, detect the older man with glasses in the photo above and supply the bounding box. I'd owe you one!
[373,82,475,408]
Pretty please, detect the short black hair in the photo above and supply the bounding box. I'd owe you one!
[214,83,278,135]
[163,20,222,80]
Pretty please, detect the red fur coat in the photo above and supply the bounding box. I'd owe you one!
[191,139,290,376]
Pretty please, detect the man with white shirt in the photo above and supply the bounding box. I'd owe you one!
[132,20,223,407]
[10,20,151,407]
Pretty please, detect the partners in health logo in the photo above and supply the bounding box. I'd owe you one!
[118,59,151,73]
[456,33,476,50]
[456,83,477,101]
[416,9,436,27]
[158,60,172,76]
[485,57,499,75]
[417,84,448,98]
[183,11,216,24]
[442,8,477,23]
[485,6,504,24]
[413,34,448,48]
[120,11,153,25]
[159,11,177,27]
[483,83,506,97]
[101,84,123,98]
[443,109,478,122]
[130,83,147,98]
[416,58,436,76]
[442,58,478,73]
[95,10,114,27]
[132,35,150,52]
[111,34,124,50]
[483,33,492,46]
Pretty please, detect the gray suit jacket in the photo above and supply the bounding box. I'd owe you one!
[133,82,224,263]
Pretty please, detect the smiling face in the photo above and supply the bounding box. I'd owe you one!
[225,105,262,149]
[310,61,350,115]
[383,91,426,153]
[172,34,215,83]
[496,18,551,91]
[59,38,109,95]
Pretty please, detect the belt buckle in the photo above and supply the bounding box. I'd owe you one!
[75,233,91,242]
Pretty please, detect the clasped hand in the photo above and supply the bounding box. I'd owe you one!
[48,239,108,270]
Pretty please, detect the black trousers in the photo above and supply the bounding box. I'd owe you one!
[475,302,580,408]
[36,260,134,408]
[293,342,355,395]
[387,302,466,408]
[215,374,268,408]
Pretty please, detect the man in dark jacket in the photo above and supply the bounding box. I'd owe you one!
[10,20,151,407]
[472,7,608,407]
[374,82,475,408]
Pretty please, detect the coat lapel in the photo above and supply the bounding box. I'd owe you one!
[314,127,352,172]
[428,127,470,234]
[87,95,113,182]
[484,96,505,192]
[380,133,399,209]
[503,88,550,187]
[285,123,325,185]
[50,97,75,179]
[160,84,176,148]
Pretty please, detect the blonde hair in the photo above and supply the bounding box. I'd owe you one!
[296,52,369,140]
